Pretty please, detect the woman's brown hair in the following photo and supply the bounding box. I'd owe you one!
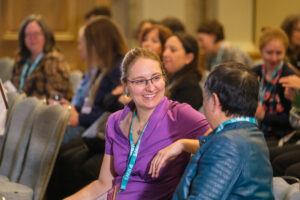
[84,16,129,103]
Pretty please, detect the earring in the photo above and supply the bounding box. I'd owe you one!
[124,91,129,97]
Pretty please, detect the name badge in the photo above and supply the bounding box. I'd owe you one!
[81,97,92,114]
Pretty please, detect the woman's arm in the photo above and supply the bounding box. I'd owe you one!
[64,154,115,200]
[148,138,201,178]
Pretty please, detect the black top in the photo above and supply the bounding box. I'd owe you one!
[78,57,122,127]
[167,65,203,110]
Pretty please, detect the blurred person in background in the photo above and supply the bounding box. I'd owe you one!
[11,14,73,100]
[197,19,252,71]
[163,32,203,110]
[253,27,296,143]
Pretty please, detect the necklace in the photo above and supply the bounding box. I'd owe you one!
[137,129,142,135]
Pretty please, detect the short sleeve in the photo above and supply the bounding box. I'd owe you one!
[104,114,115,155]
[176,103,210,139]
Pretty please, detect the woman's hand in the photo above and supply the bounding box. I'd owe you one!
[255,103,266,120]
[111,85,124,95]
[68,105,79,126]
[148,139,200,178]
[118,94,131,105]
[149,140,184,178]
[279,75,300,90]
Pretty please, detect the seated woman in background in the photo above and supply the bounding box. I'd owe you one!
[65,48,210,200]
[61,16,128,144]
[46,16,128,200]
[196,19,252,71]
[253,27,296,142]
[281,14,300,74]
[11,14,73,100]
[163,32,203,110]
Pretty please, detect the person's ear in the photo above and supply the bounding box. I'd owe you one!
[211,93,222,113]
[122,80,130,97]
[185,53,194,65]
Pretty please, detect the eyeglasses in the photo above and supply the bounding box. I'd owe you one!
[127,74,165,87]
[25,32,43,38]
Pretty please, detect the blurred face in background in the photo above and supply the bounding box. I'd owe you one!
[163,36,193,75]
[196,33,216,54]
[25,21,45,57]
[138,22,153,44]
[291,21,300,47]
[261,39,286,71]
[141,28,162,56]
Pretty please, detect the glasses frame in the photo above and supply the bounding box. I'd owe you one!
[126,73,165,87]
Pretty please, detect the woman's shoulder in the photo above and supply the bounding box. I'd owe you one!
[282,63,297,76]
[253,65,262,74]
[167,99,206,121]
[44,49,66,61]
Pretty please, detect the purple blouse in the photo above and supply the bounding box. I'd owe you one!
[105,96,210,199]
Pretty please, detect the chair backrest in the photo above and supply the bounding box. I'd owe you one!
[0,57,14,82]
[5,91,26,126]
[16,103,70,200]
[0,97,41,178]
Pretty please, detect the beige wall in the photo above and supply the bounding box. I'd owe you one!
[1,0,300,68]
[126,0,203,47]
[255,0,300,45]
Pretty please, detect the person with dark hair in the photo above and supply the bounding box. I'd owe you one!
[141,24,172,58]
[163,32,203,109]
[11,14,73,100]
[281,14,300,73]
[160,17,185,33]
[65,48,210,200]
[197,19,252,71]
[85,6,111,21]
[253,27,296,142]
[151,62,274,199]
[136,19,157,45]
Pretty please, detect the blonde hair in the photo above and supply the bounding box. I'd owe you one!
[121,48,166,82]
[259,27,289,50]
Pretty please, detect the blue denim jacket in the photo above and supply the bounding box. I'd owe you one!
[173,121,274,200]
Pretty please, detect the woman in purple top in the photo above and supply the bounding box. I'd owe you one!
[65,48,210,200]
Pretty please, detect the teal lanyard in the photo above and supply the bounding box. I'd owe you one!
[120,110,149,190]
[215,116,257,134]
[18,53,44,93]
[211,41,225,70]
[258,62,283,104]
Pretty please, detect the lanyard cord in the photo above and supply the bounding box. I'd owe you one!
[258,62,283,104]
[215,116,257,134]
[18,53,44,93]
[120,110,149,190]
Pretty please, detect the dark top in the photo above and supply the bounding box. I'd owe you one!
[287,48,300,72]
[253,63,295,139]
[78,58,122,127]
[167,65,203,110]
